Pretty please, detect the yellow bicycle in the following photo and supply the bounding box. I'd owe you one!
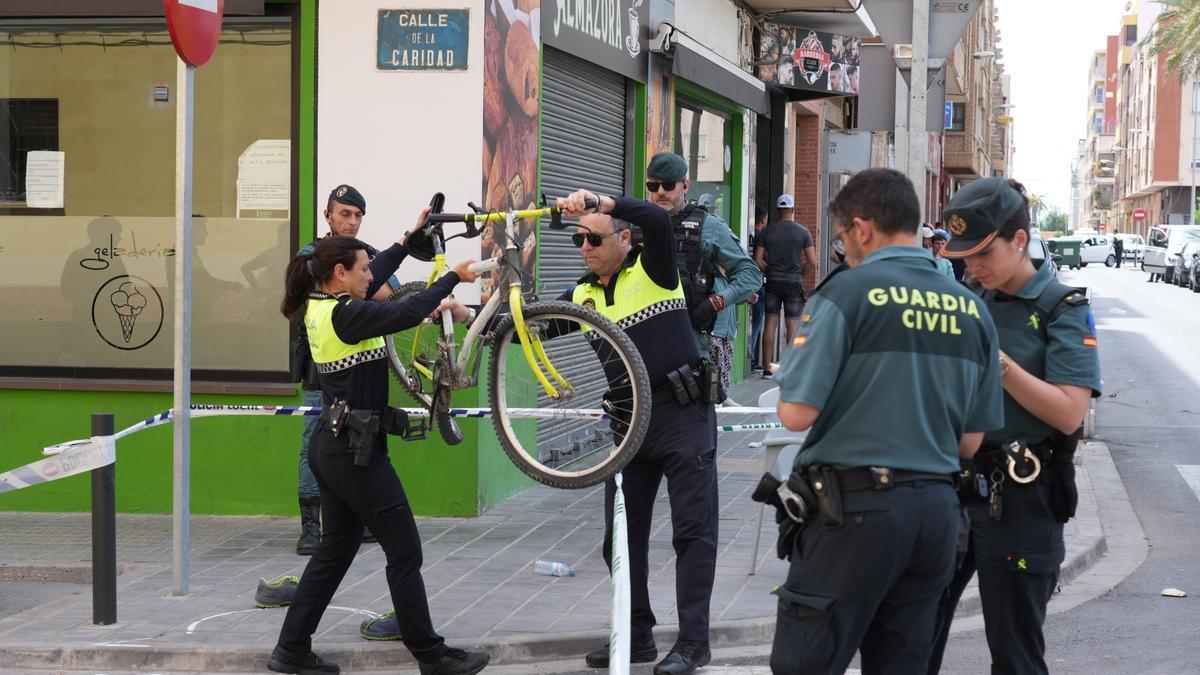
[385,195,651,489]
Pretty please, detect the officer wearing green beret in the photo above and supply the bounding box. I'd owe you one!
[768,169,1004,673]
[646,152,761,403]
[929,178,1101,675]
[292,185,406,557]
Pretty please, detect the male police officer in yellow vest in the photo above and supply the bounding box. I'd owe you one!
[558,189,719,675]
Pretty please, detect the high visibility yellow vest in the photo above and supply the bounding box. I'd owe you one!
[304,295,386,373]
[571,254,686,328]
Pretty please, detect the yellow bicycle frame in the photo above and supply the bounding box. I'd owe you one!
[407,252,447,381]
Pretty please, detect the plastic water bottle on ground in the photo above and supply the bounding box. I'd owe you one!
[533,560,575,577]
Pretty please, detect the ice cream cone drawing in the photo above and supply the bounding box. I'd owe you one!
[110,281,148,343]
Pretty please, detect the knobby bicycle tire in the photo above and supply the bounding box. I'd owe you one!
[384,281,461,443]
[486,300,651,489]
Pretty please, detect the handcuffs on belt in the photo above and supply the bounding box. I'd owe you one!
[1002,439,1041,484]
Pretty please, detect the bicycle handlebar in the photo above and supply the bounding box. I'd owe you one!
[422,195,599,233]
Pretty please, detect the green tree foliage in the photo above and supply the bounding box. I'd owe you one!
[1146,0,1200,82]
[1042,209,1068,232]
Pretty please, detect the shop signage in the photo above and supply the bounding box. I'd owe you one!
[756,24,861,95]
[377,9,469,71]
[165,0,225,68]
[544,0,648,83]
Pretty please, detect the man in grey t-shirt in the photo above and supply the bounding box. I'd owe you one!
[753,194,817,375]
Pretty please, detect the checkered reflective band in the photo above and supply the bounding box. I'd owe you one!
[316,346,388,374]
[616,298,687,331]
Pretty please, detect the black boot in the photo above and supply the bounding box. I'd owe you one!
[268,645,339,674]
[296,497,321,556]
[653,640,710,675]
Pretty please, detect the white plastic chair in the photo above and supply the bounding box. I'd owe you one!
[748,387,806,574]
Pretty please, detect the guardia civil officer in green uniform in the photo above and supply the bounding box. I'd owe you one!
[271,235,489,675]
[555,188,720,675]
[646,153,761,401]
[768,168,1005,674]
[928,178,1101,675]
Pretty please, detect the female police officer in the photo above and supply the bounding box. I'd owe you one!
[270,234,488,675]
[929,178,1101,674]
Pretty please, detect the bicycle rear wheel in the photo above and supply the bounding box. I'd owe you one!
[487,300,651,489]
[384,281,462,444]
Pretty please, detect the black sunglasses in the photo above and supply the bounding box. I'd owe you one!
[571,231,617,248]
[645,180,678,193]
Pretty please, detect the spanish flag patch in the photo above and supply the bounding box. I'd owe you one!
[1082,336,1098,348]
[793,335,808,346]
[801,314,811,322]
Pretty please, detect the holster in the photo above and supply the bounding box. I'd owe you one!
[751,471,819,561]
[809,466,844,528]
[1046,428,1081,523]
[345,410,379,468]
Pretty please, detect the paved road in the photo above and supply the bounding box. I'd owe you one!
[938,265,1200,673]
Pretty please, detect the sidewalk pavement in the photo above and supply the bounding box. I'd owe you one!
[0,374,1109,673]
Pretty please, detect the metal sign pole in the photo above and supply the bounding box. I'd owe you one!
[172,58,195,596]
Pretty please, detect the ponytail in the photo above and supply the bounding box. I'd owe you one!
[280,236,371,319]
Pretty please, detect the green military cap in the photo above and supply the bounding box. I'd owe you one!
[647,152,688,181]
[940,177,1024,258]
[329,184,366,213]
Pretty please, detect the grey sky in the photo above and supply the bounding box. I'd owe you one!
[996,0,1134,213]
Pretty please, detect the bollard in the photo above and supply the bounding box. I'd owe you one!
[91,412,117,625]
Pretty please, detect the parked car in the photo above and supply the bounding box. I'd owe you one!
[1115,232,1145,263]
[1175,241,1200,288]
[1029,230,1060,278]
[1191,247,1200,292]
[1144,226,1200,283]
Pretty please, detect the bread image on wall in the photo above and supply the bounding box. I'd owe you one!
[482,0,540,298]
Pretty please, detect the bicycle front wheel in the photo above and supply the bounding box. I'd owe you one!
[487,300,651,489]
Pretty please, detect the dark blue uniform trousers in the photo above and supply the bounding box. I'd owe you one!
[602,398,719,645]
[770,482,959,675]
[277,431,447,662]
[928,478,1064,675]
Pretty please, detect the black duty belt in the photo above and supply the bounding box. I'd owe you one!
[834,466,955,493]
[649,363,714,407]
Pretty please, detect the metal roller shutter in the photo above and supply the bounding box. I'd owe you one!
[535,48,627,453]
[539,47,627,297]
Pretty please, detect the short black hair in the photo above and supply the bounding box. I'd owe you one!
[755,206,768,223]
[827,168,920,236]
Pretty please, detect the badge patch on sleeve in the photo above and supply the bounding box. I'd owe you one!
[1082,336,1098,348]
[793,334,808,347]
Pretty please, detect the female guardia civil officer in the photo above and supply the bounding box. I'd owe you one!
[928,178,1101,675]
[271,232,489,675]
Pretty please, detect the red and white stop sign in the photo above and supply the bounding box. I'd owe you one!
[1132,208,1147,222]
[165,0,225,67]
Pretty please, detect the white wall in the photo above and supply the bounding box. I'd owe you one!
[318,0,485,302]
[673,0,741,65]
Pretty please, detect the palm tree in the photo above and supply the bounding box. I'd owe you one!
[1029,193,1048,225]
[1146,0,1200,82]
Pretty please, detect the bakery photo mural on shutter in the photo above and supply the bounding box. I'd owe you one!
[481,0,541,301]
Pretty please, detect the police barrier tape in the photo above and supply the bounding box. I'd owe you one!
[1,405,779,494]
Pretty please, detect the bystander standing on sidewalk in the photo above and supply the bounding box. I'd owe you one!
[754,194,816,378]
